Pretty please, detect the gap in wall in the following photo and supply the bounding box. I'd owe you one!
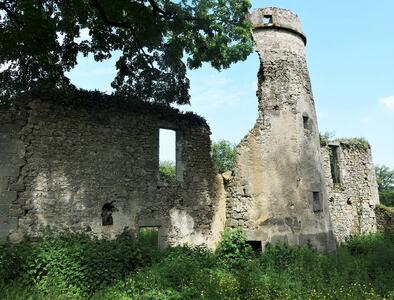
[159,129,176,184]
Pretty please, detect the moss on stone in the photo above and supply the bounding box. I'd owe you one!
[6,87,209,128]
[336,138,370,151]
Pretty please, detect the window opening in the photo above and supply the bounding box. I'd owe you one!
[263,15,273,25]
[159,128,176,184]
[139,227,159,247]
[246,240,263,253]
[313,192,322,212]
[329,145,341,184]
[101,202,116,226]
[303,115,312,131]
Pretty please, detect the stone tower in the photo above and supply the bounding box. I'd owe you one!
[225,8,336,251]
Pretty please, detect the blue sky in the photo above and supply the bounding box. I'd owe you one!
[67,0,394,168]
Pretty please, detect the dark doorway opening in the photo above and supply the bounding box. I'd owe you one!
[246,240,263,253]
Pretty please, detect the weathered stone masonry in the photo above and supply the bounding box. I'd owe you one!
[0,105,26,241]
[224,8,336,251]
[0,96,225,247]
[321,140,380,243]
[0,7,381,249]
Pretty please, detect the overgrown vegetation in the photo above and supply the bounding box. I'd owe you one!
[338,137,370,151]
[211,140,236,173]
[319,132,370,151]
[159,160,177,184]
[319,131,335,146]
[1,230,394,299]
[3,88,209,127]
[376,165,394,207]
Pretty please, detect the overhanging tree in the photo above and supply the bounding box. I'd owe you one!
[375,165,394,207]
[0,0,253,105]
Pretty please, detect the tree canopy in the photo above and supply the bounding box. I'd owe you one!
[0,0,253,105]
[211,139,236,173]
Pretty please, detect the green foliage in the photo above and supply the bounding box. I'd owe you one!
[215,228,252,265]
[7,87,209,127]
[377,204,394,214]
[320,132,371,151]
[187,268,240,300]
[0,233,160,298]
[0,0,253,105]
[159,160,177,184]
[319,131,335,146]
[138,227,159,248]
[337,137,370,151]
[211,140,236,173]
[375,165,394,207]
[1,232,394,299]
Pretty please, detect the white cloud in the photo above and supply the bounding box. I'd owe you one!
[378,95,394,112]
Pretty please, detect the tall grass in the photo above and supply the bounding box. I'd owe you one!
[1,231,393,299]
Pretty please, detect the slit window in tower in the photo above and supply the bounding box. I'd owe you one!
[263,15,273,25]
[159,128,177,184]
[303,115,312,131]
[329,145,341,184]
[313,192,323,212]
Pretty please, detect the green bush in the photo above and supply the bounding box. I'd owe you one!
[1,232,394,299]
[187,268,240,300]
[0,242,30,285]
[215,228,252,266]
[0,233,160,298]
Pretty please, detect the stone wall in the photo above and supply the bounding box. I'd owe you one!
[224,8,335,252]
[0,105,27,242]
[375,206,394,234]
[321,140,380,243]
[0,94,225,248]
[0,7,381,251]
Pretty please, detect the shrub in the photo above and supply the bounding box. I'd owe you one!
[186,268,240,300]
[0,242,30,285]
[215,228,252,266]
[2,232,394,299]
[0,232,160,298]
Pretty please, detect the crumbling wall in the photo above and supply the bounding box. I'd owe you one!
[321,140,380,243]
[375,206,394,234]
[225,8,335,252]
[0,93,224,248]
[0,105,27,242]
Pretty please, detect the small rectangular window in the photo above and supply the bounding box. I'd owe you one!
[263,15,273,25]
[329,145,341,184]
[313,192,323,212]
[159,128,176,184]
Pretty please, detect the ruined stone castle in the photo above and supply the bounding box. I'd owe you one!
[0,8,380,251]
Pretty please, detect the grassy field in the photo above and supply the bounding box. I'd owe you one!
[1,229,393,300]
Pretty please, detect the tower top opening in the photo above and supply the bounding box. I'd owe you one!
[249,7,307,45]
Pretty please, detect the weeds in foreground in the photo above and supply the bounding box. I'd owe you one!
[1,230,393,299]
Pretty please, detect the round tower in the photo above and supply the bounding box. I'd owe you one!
[225,8,335,251]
